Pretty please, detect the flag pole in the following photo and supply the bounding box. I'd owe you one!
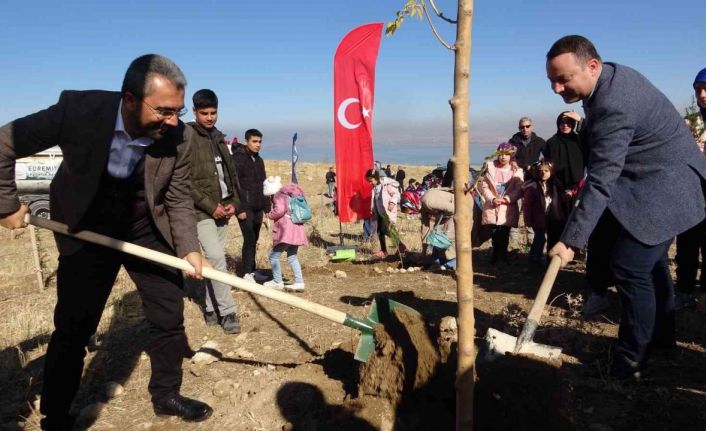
[291,132,299,184]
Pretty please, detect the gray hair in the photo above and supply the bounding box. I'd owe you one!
[518,117,532,125]
[121,54,187,98]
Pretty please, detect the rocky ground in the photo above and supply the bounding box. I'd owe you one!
[1,161,705,430]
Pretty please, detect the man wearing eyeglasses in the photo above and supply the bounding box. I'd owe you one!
[0,54,214,429]
[508,117,546,173]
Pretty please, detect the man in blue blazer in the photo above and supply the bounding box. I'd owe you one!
[546,35,706,379]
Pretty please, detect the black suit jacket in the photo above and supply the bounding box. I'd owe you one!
[0,90,199,256]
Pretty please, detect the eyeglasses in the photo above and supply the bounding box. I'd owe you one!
[519,125,532,129]
[142,100,187,119]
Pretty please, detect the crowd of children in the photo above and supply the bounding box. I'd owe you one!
[476,141,575,268]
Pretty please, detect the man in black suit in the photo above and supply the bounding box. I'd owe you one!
[0,54,213,429]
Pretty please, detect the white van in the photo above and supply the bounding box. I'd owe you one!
[16,146,62,218]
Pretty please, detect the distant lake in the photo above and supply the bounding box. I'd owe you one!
[262,142,498,168]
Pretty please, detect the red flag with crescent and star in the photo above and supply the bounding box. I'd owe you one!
[333,22,383,223]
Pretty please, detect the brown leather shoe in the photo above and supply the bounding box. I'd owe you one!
[153,395,213,422]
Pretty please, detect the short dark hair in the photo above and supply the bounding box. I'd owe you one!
[121,54,187,98]
[245,129,262,140]
[546,35,602,66]
[365,168,380,182]
[192,89,218,109]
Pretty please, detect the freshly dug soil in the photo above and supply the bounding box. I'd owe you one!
[358,307,574,430]
[357,306,456,430]
[474,354,575,430]
[359,307,440,406]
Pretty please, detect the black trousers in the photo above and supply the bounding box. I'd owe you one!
[598,212,675,365]
[586,210,618,294]
[490,225,511,262]
[675,217,706,294]
[545,219,565,254]
[376,212,388,252]
[40,218,188,425]
[237,209,263,275]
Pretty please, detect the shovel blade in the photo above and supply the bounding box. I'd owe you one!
[365,297,421,325]
[483,328,562,362]
[353,297,421,363]
[355,331,376,362]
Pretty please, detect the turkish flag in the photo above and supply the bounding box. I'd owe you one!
[334,23,383,223]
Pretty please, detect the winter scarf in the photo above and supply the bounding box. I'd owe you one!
[543,113,585,191]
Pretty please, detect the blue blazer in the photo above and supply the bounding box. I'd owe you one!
[562,63,706,247]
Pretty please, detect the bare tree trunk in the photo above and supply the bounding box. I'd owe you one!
[451,1,474,430]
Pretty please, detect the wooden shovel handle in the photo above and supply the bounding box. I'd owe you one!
[26,215,349,325]
[526,255,562,324]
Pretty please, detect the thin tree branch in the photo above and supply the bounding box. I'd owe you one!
[422,1,455,50]
[428,0,457,23]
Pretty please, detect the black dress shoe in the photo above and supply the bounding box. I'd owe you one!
[40,414,75,431]
[610,355,642,381]
[220,312,241,334]
[153,395,213,422]
[204,311,219,326]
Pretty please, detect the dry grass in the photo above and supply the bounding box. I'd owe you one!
[0,160,435,428]
[3,161,706,430]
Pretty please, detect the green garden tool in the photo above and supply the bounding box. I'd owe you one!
[27,215,419,362]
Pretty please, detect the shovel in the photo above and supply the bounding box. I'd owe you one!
[483,255,563,362]
[26,214,419,362]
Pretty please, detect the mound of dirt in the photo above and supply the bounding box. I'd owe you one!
[356,308,574,430]
[358,307,440,406]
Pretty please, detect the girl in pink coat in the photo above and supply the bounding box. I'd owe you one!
[262,177,308,291]
[480,142,524,264]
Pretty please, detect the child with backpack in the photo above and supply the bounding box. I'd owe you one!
[262,176,309,291]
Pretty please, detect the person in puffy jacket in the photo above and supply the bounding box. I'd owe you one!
[262,177,308,291]
[366,169,407,258]
[480,142,524,264]
[522,160,567,266]
[232,129,269,281]
[420,187,457,270]
[185,89,241,334]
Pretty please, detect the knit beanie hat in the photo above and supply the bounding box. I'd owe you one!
[694,68,706,85]
[263,176,282,196]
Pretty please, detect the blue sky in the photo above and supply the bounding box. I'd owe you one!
[1,0,703,164]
